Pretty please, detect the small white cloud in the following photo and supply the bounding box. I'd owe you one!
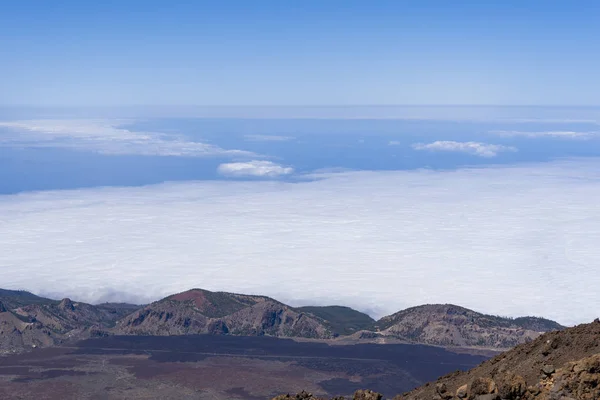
[490,130,596,139]
[0,120,255,158]
[217,160,294,178]
[388,140,401,146]
[412,141,517,157]
[244,134,294,142]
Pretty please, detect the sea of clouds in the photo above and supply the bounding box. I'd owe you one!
[1,158,600,325]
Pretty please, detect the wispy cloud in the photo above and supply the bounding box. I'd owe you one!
[490,130,597,139]
[388,140,401,146]
[217,160,294,177]
[0,119,255,158]
[412,141,517,157]
[2,159,600,325]
[244,134,295,142]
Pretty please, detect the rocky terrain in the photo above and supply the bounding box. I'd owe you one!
[0,288,564,354]
[373,304,564,349]
[392,319,600,400]
[0,293,138,353]
[114,289,335,338]
[271,319,600,400]
[0,333,487,399]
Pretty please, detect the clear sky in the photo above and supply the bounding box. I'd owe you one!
[2,0,599,106]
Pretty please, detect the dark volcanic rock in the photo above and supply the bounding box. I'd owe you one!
[272,389,384,400]
[353,389,383,400]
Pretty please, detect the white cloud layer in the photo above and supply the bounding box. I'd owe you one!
[218,160,294,177]
[244,134,295,142]
[1,159,600,325]
[0,119,254,157]
[490,130,597,139]
[413,141,517,157]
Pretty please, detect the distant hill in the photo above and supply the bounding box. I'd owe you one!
[0,287,565,354]
[295,305,375,336]
[0,289,57,309]
[114,289,335,339]
[0,297,127,352]
[374,304,565,349]
[512,316,565,332]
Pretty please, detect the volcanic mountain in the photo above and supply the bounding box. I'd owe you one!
[0,296,136,352]
[0,287,565,354]
[114,289,335,338]
[373,304,564,349]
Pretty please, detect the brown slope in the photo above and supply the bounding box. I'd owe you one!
[1,297,135,353]
[375,304,564,349]
[0,289,56,310]
[394,319,600,400]
[0,302,57,352]
[115,289,334,339]
[14,298,123,333]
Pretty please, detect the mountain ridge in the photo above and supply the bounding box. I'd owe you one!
[373,303,563,349]
[0,287,565,354]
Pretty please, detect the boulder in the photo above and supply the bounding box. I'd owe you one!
[469,377,497,398]
[353,389,383,400]
[473,395,499,400]
[435,383,453,400]
[435,383,446,394]
[271,391,325,400]
[542,364,556,376]
[456,384,468,398]
[497,374,526,399]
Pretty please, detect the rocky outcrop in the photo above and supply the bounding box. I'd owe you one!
[375,304,564,349]
[14,299,122,334]
[1,296,134,353]
[393,319,600,400]
[0,309,57,352]
[271,389,383,400]
[115,289,334,339]
[392,356,600,399]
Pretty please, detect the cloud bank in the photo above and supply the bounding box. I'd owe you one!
[413,141,517,157]
[2,159,600,325]
[217,160,294,177]
[244,134,295,142]
[490,130,597,139]
[0,119,255,158]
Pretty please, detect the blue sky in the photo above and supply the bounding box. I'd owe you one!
[2,1,600,106]
[2,2,600,324]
